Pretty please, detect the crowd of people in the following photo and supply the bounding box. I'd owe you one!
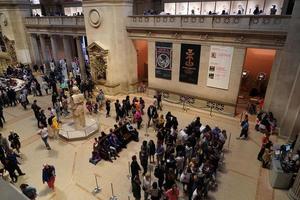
[129,110,227,200]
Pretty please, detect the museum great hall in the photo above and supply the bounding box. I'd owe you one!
[0,0,300,200]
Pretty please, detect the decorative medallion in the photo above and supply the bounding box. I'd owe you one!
[88,9,101,28]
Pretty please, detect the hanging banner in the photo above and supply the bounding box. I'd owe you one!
[206,45,234,89]
[155,42,172,80]
[179,44,201,84]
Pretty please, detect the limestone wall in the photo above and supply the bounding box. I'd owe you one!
[148,40,245,110]
[82,0,138,91]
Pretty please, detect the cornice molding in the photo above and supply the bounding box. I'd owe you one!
[83,0,133,4]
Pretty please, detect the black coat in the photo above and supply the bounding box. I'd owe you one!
[147,106,157,118]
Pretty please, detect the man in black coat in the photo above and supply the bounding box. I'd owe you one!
[147,104,157,128]
[130,155,141,181]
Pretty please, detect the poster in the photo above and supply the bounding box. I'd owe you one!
[206,45,234,89]
[155,42,172,80]
[179,44,201,84]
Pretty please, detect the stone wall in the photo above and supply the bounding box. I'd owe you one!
[147,40,246,115]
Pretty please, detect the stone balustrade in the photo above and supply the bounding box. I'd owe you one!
[25,16,85,27]
[127,15,291,33]
[24,16,86,35]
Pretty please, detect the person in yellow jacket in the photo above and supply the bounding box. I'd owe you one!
[51,116,60,139]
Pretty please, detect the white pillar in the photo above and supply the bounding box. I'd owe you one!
[39,34,48,64]
[76,36,86,81]
[50,35,58,62]
[29,34,41,66]
[63,35,73,71]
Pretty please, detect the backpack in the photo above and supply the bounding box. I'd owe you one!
[48,116,54,126]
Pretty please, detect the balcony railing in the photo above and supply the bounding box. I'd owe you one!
[25,16,85,27]
[127,15,290,33]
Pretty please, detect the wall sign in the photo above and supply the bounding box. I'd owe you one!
[155,42,172,80]
[179,43,201,84]
[206,45,234,89]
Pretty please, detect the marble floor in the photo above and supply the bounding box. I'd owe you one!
[0,92,289,200]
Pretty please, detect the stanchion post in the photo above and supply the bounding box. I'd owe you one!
[227,132,231,150]
[210,106,213,117]
[93,174,101,193]
[127,161,131,180]
[109,183,118,200]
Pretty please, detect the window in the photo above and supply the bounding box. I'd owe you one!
[215,1,230,15]
[164,3,176,15]
[64,7,83,16]
[176,2,188,15]
[30,0,40,4]
[247,0,265,14]
[188,2,201,15]
[264,0,284,15]
[32,9,42,16]
[231,1,247,15]
[201,1,216,15]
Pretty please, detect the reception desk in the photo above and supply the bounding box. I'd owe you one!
[269,158,294,189]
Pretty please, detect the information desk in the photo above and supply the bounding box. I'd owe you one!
[269,158,294,189]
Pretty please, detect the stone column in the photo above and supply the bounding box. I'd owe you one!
[82,0,137,94]
[63,35,73,72]
[263,0,300,138]
[288,170,300,200]
[29,34,41,66]
[39,34,48,64]
[75,36,86,81]
[50,35,58,62]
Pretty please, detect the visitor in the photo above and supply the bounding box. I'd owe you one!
[134,109,143,129]
[270,5,277,15]
[0,133,10,152]
[20,184,37,200]
[19,91,28,109]
[115,99,121,122]
[165,184,179,200]
[147,103,157,128]
[42,79,49,95]
[132,174,142,200]
[31,100,41,127]
[156,92,162,111]
[262,141,273,168]
[257,133,271,161]
[131,155,141,181]
[42,164,56,190]
[106,99,111,117]
[39,110,47,128]
[8,131,21,153]
[142,174,151,200]
[139,141,149,175]
[149,182,161,200]
[148,140,156,163]
[96,89,105,109]
[6,149,25,177]
[51,116,59,139]
[38,126,51,150]
[253,6,260,15]
[237,114,249,139]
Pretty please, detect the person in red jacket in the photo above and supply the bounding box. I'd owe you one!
[165,184,179,200]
